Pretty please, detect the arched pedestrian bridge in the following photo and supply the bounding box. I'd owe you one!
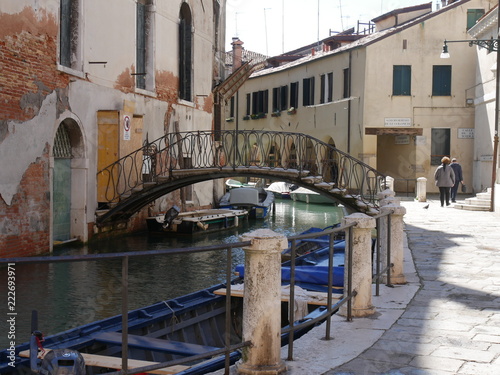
[96,130,386,226]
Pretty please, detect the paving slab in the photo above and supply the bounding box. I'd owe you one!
[208,198,500,375]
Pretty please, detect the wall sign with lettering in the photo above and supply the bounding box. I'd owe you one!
[457,128,474,139]
[384,117,411,127]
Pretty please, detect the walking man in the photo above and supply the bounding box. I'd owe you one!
[450,157,463,203]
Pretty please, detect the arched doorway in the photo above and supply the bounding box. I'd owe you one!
[52,117,86,245]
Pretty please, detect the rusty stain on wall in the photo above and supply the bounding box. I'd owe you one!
[114,66,136,93]
[0,7,57,39]
[202,94,214,114]
[156,70,180,133]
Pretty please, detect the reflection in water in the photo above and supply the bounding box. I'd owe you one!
[0,200,343,349]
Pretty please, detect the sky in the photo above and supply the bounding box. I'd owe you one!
[225,0,434,56]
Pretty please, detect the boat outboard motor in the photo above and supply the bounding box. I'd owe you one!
[163,205,180,228]
[39,349,85,375]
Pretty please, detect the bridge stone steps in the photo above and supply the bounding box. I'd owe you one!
[305,176,379,215]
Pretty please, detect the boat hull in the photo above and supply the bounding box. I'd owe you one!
[290,187,337,204]
[0,281,324,375]
[219,188,274,219]
[146,209,248,235]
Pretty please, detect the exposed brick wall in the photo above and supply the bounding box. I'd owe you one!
[0,8,68,257]
[0,9,68,122]
[0,149,51,258]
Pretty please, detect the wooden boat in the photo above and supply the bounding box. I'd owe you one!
[265,181,298,199]
[290,187,337,204]
[1,274,329,375]
[219,187,275,219]
[225,179,256,190]
[146,207,248,235]
[239,235,346,294]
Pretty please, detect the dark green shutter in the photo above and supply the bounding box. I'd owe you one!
[467,9,485,30]
[393,65,411,96]
[136,3,146,89]
[432,66,452,96]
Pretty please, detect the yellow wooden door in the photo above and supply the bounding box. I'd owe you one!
[97,111,119,204]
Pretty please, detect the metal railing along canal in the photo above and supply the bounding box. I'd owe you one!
[0,218,393,373]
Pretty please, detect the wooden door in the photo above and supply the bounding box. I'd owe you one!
[97,111,119,204]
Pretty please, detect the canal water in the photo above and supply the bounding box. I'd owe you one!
[0,200,343,350]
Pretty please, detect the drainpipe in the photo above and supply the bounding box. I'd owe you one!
[491,2,500,212]
[347,50,352,154]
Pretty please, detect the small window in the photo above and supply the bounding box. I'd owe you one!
[303,77,315,106]
[343,68,350,98]
[320,73,333,104]
[230,97,235,117]
[179,3,193,101]
[60,0,80,69]
[245,94,251,115]
[136,2,146,89]
[272,86,288,112]
[467,9,485,30]
[432,65,451,96]
[290,82,299,109]
[431,128,450,165]
[251,90,268,115]
[393,65,411,96]
[280,85,288,110]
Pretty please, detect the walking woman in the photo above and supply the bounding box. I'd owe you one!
[434,156,455,207]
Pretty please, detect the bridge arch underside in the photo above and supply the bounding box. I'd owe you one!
[97,168,357,225]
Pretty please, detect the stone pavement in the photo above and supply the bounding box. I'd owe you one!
[210,197,500,375]
[287,197,500,375]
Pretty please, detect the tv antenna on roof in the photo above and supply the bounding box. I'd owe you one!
[264,8,271,56]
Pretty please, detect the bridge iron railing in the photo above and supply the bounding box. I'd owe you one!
[97,130,386,211]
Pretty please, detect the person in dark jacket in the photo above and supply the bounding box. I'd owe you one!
[450,157,464,203]
[434,156,455,207]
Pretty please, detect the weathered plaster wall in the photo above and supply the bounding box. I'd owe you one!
[1,0,224,256]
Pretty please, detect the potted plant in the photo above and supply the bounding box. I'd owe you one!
[243,115,250,120]
[271,110,281,117]
[225,117,234,122]
[287,107,296,115]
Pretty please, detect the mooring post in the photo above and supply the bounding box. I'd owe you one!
[380,203,407,285]
[237,229,287,375]
[416,177,427,202]
[340,213,376,317]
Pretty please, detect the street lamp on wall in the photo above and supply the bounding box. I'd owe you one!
[440,34,500,212]
[440,38,499,56]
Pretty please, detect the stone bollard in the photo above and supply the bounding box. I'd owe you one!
[416,177,427,202]
[385,176,395,192]
[379,196,401,207]
[377,188,395,201]
[340,213,376,317]
[380,204,407,285]
[237,229,287,375]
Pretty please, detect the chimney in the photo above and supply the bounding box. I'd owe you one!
[232,37,244,73]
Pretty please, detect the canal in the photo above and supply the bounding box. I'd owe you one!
[0,200,344,350]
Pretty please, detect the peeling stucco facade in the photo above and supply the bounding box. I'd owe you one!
[0,0,227,256]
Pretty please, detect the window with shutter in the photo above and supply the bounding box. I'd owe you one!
[393,65,411,96]
[179,3,193,101]
[432,65,452,96]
